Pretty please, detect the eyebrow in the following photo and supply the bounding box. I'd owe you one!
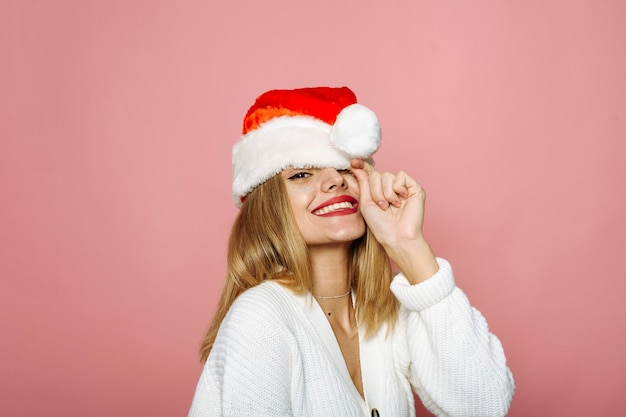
[283,167,315,174]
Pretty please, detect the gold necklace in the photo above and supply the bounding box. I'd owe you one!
[312,290,351,300]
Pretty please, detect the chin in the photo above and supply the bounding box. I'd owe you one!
[303,227,366,246]
[331,227,367,243]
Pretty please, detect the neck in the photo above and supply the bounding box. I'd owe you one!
[308,244,357,335]
[307,244,351,298]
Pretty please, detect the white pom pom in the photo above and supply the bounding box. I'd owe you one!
[330,103,381,158]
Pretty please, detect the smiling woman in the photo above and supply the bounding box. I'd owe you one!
[281,167,365,246]
[187,87,515,417]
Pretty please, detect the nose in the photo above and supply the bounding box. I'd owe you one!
[321,168,347,192]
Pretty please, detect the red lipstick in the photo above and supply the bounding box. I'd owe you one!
[311,195,359,217]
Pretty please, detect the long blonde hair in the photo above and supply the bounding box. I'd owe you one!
[199,174,398,362]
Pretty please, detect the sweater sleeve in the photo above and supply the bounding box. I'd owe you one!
[188,286,295,417]
[390,258,515,417]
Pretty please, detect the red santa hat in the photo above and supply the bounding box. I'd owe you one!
[232,86,382,207]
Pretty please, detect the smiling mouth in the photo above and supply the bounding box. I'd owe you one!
[313,201,356,215]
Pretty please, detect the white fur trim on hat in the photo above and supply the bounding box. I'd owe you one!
[232,107,381,207]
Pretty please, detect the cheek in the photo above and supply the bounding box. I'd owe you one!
[289,185,315,195]
[284,183,316,210]
[345,177,360,198]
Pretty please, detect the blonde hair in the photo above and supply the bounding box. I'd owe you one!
[199,174,398,362]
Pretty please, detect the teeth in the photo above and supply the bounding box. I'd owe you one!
[314,201,354,215]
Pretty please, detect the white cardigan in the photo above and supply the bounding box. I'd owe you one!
[188,258,514,416]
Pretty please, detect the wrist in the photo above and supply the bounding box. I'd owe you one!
[384,238,439,284]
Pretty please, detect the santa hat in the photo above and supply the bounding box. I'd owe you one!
[232,86,381,206]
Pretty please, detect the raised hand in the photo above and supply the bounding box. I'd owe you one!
[350,159,439,284]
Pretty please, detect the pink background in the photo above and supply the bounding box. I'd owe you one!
[2,1,625,416]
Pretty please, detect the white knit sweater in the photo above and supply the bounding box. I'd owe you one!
[188,258,514,417]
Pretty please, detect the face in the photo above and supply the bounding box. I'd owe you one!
[281,167,366,248]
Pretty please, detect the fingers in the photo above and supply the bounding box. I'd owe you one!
[350,159,375,206]
[369,171,389,209]
[350,159,419,210]
[391,171,414,199]
[350,158,370,172]
[381,172,402,208]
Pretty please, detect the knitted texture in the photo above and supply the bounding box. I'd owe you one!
[188,258,514,417]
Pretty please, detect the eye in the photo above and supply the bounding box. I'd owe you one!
[338,169,353,175]
[287,171,312,180]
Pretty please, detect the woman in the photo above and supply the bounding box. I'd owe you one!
[188,87,514,417]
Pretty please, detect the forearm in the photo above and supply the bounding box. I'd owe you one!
[383,237,439,284]
[410,289,514,416]
[390,260,515,416]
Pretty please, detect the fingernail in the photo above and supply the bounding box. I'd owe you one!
[377,201,388,209]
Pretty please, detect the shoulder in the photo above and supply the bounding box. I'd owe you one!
[231,281,294,315]
[219,281,297,336]
[210,281,299,367]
